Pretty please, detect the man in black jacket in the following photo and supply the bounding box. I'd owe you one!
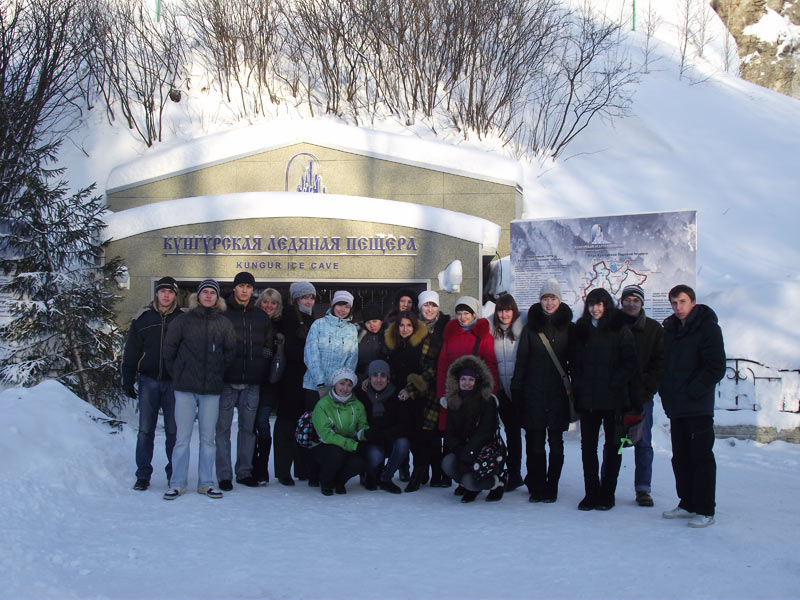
[660,284,726,528]
[216,271,275,490]
[121,276,183,491]
[619,284,664,508]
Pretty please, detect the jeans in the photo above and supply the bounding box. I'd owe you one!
[366,437,411,482]
[671,415,716,517]
[216,384,260,481]
[171,391,220,490]
[135,376,176,481]
[634,399,654,492]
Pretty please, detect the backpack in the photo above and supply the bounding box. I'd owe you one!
[294,411,319,448]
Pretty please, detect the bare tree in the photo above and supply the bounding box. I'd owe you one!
[0,0,87,198]
[641,0,663,73]
[0,0,125,414]
[518,4,636,159]
[87,0,187,146]
[692,0,715,59]
[676,0,693,78]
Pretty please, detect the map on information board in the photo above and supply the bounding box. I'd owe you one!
[510,211,696,322]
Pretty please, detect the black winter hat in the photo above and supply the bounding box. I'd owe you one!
[621,284,645,304]
[155,276,178,294]
[233,271,256,287]
[362,303,383,323]
[394,288,418,310]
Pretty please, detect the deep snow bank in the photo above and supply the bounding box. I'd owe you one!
[0,381,130,494]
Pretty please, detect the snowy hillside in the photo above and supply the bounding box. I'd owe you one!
[56,1,800,372]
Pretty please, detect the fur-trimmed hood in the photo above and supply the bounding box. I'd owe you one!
[528,302,573,333]
[383,319,428,351]
[188,293,227,312]
[575,307,625,342]
[444,354,494,410]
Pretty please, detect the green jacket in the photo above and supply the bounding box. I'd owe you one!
[312,393,369,452]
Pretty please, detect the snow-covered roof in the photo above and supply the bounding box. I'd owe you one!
[105,120,523,194]
[102,192,502,252]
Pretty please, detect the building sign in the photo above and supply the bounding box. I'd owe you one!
[162,234,418,256]
[285,152,326,193]
[511,211,696,321]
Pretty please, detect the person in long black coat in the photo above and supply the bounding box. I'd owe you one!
[273,282,317,486]
[571,287,638,511]
[382,311,429,490]
[511,279,574,503]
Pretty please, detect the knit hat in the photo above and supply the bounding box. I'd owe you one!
[330,367,357,388]
[418,290,439,307]
[155,276,178,294]
[289,281,316,299]
[394,288,418,309]
[331,290,354,307]
[362,303,383,322]
[458,366,478,379]
[197,279,220,296]
[368,360,390,377]
[621,284,645,304]
[539,278,562,302]
[454,295,480,316]
[233,271,255,287]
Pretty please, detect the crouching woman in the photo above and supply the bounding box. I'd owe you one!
[440,356,505,503]
[311,368,369,496]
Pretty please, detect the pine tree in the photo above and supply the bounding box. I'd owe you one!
[0,140,127,415]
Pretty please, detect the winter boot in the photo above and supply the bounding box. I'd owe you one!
[460,490,480,503]
[486,482,505,502]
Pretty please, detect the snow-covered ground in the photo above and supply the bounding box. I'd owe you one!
[2,381,799,600]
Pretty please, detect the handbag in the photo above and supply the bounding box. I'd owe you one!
[294,410,319,448]
[472,429,507,481]
[538,332,579,423]
[269,333,286,384]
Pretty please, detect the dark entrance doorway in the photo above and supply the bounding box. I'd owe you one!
[174,280,428,321]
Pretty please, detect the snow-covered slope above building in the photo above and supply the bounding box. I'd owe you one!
[58,2,800,368]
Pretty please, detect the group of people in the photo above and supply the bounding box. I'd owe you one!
[122,272,725,527]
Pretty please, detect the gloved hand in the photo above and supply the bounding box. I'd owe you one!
[123,384,136,399]
[262,347,273,359]
[275,332,285,345]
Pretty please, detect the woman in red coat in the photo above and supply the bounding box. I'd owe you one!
[436,296,498,433]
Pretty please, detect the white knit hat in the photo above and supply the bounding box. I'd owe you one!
[418,290,440,307]
[331,290,354,307]
[330,367,357,388]
[454,295,480,315]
